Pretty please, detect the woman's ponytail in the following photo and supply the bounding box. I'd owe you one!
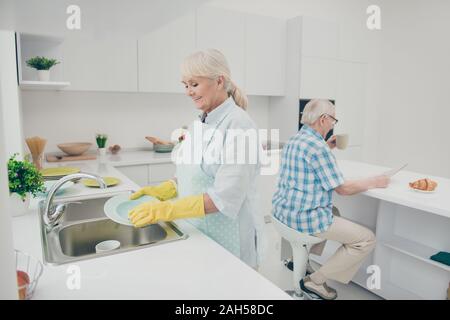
[229,81,248,110]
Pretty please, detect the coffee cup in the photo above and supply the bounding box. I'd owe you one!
[335,134,349,150]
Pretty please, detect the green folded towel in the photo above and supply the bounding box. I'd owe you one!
[430,251,450,266]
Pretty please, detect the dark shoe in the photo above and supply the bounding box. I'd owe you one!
[300,276,337,300]
[284,259,315,275]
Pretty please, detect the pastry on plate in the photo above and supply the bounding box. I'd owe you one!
[409,178,437,191]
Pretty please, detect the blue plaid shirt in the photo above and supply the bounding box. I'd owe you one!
[272,125,345,234]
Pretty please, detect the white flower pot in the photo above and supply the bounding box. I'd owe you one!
[98,148,106,156]
[37,70,50,82]
[9,193,31,217]
[98,148,107,164]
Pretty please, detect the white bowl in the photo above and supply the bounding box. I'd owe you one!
[95,240,121,253]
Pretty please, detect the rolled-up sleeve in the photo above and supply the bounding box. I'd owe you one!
[310,148,345,191]
[207,163,255,220]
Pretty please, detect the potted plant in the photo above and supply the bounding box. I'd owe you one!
[96,134,108,156]
[7,154,45,217]
[25,56,60,81]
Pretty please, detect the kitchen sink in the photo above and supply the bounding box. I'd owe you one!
[39,192,188,265]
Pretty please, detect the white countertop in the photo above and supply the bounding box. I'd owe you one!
[45,149,174,167]
[12,161,290,300]
[45,148,282,168]
[338,160,450,219]
[41,161,139,200]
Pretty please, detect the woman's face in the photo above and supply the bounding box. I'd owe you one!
[182,76,226,112]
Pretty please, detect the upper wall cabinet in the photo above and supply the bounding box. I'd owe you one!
[62,34,138,92]
[138,12,196,93]
[335,61,367,146]
[338,22,369,63]
[300,16,339,59]
[300,56,338,100]
[196,6,246,89]
[245,15,286,96]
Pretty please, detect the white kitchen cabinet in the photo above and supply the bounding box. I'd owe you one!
[138,12,196,93]
[245,15,286,96]
[299,56,338,100]
[62,34,138,92]
[335,61,367,147]
[338,22,369,63]
[148,163,176,185]
[300,16,339,59]
[196,6,246,89]
[115,165,149,187]
[257,152,281,221]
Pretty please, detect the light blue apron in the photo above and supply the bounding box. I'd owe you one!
[175,119,241,258]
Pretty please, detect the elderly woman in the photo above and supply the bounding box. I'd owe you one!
[272,99,390,300]
[128,49,265,268]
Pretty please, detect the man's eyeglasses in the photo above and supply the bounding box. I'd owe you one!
[322,113,338,125]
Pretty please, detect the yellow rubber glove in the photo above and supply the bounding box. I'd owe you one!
[129,180,177,201]
[128,194,205,228]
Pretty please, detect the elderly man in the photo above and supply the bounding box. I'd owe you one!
[272,99,390,300]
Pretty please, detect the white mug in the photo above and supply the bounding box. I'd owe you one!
[335,134,349,150]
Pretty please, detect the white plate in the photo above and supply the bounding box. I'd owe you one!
[103,193,157,226]
[409,186,436,193]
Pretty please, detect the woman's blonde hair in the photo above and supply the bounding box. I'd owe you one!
[181,48,248,110]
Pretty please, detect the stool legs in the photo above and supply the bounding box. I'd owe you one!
[292,242,309,297]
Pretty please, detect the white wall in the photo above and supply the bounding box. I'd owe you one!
[21,91,269,153]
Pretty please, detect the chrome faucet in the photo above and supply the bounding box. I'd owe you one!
[43,173,107,230]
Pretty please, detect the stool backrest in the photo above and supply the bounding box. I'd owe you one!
[271,216,324,245]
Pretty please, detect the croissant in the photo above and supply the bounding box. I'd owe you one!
[409,178,437,191]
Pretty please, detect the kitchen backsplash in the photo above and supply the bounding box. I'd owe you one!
[21,90,270,153]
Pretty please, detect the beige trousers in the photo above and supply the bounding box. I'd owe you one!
[309,209,376,284]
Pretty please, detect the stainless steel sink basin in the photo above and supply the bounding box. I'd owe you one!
[59,219,168,257]
[39,192,188,265]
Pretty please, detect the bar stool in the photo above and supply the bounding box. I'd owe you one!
[271,216,325,299]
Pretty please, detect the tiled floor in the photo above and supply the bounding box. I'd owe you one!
[258,220,382,300]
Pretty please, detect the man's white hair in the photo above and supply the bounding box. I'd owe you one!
[300,99,335,125]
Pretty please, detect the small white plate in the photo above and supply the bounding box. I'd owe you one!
[103,193,157,226]
[409,186,436,193]
[95,240,121,253]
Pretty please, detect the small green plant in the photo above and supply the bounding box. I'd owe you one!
[26,56,60,70]
[96,134,108,148]
[8,154,45,201]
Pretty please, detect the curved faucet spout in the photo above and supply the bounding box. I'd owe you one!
[43,173,107,229]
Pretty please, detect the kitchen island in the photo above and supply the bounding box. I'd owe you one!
[280,159,450,300]
[12,160,290,299]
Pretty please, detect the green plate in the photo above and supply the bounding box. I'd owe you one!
[82,176,120,188]
[104,194,157,226]
[40,167,80,177]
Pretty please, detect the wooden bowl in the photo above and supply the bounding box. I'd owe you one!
[57,142,92,156]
